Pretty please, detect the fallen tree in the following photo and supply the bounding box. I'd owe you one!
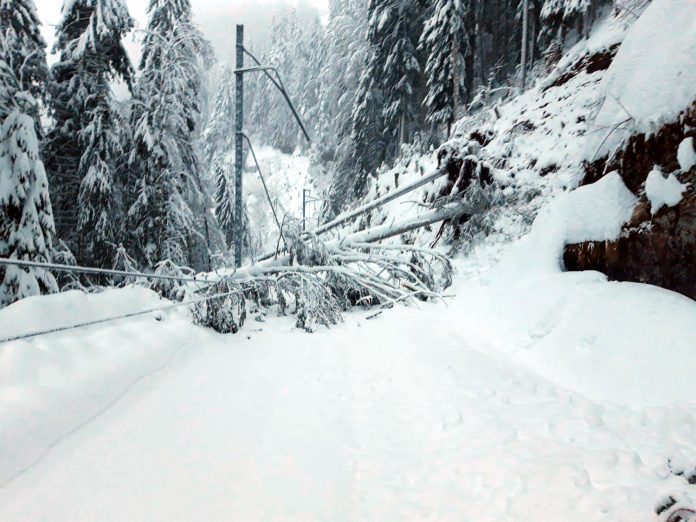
[192,204,469,333]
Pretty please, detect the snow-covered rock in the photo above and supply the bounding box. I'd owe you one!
[678,137,696,172]
[645,168,689,214]
[588,0,696,159]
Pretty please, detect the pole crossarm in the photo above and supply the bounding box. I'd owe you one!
[235,49,311,143]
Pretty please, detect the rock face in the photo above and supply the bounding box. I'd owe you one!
[564,104,696,299]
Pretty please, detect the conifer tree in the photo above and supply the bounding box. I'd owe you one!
[76,77,124,267]
[204,65,236,245]
[420,0,470,134]
[44,0,134,261]
[0,59,57,306]
[380,0,423,146]
[129,0,213,270]
[540,0,607,43]
[0,0,48,130]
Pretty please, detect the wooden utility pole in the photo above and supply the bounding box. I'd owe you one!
[234,25,245,268]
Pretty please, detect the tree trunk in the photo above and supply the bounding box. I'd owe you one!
[451,33,461,135]
[399,95,407,145]
[520,0,529,91]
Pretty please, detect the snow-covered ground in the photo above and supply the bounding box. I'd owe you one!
[1,1,695,519]
[1,250,695,520]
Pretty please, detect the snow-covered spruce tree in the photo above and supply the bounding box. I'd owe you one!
[203,65,236,246]
[0,61,57,306]
[380,0,424,147]
[420,0,472,136]
[0,0,48,132]
[129,0,213,271]
[44,0,134,260]
[315,0,367,162]
[76,77,124,269]
[540,0,608,44]
[327,0,389,216]
[250,8,314,155]
[298,18,325,151]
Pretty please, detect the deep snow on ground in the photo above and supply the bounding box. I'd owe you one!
[0,263,695,520]
[2,169,696,518]
[1,2,696,520]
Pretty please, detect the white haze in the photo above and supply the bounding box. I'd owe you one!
[33,0,328,66]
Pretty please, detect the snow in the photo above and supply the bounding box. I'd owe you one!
[244,145,323,255]
[588,0,696,158]
[645,168,689,215]
[678,137,696,172]
[0,287,191,484]
[0,265,695,520]
[1,2,695,518]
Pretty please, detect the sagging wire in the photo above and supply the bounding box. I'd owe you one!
[0,288,244,345]
[0,257,215,286]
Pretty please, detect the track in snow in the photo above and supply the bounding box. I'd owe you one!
[0,303,692,521]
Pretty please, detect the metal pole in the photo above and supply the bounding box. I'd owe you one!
[302,189,309,232]
[234,25,245,268]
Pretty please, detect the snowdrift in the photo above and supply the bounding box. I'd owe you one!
[0,288,199,484]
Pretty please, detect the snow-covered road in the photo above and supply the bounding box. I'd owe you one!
[1,289,694,521]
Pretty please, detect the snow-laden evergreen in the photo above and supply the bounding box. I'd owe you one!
[0,64,57,306]
[0,0,56,306]
[203,65,236,246]
[0,0,47,130]
[420,0,470,132]
[44,0,134,264]
[380,0,423,146]
[540,0,608,41]
[76,77,124,269]
[128,0,213,271]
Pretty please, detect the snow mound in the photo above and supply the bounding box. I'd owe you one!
[589,0,696,158]
[0,287,200,485]
[496,172,637,275]
[453,171,695,408]
[678,137,696,172]
[646,168,689,214]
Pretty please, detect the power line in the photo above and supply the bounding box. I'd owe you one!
[0,288,242,345]
[0,258,214,285]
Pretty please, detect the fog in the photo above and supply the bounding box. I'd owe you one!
[34,0,328,65]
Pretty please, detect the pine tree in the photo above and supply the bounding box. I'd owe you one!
[540,0,607,43]
[76,77,124,268]
[420,0,471,134]
[129,0,213,270]
[316,0,366,161]
[0,61,57,306]
[204,65,236,245]
[380,0,423,146]
[44,0,134,261]
[328,0,389,214]
[0,0,48,131]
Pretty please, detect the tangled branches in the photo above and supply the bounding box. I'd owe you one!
[193,229,453,334]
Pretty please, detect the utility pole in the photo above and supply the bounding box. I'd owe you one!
[230,26,310,267]
[302,189,310,232]
[234,25,245,268]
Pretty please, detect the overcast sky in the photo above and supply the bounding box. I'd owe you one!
[34,0,329,65]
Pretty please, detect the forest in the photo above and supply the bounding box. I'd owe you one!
[0,0,609,306]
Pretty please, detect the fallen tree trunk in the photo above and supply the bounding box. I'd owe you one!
[254,168,450,263]
[338,203,471,245]
[315,168,450,236]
